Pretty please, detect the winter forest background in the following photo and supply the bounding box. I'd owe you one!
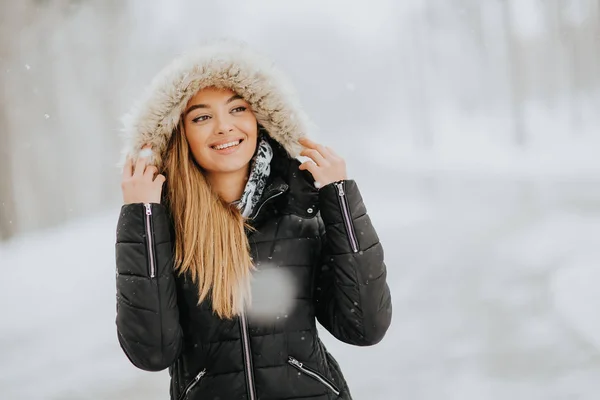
[1,0,599,399]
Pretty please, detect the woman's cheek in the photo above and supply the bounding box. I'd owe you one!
[240,112,257,131]
[187,126,209,147]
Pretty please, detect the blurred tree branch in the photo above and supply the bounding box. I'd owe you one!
[501,0,526,146]
[0,3,17,241]
[0,110,17,241]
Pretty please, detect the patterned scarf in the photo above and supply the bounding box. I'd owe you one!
[235,136,273,218]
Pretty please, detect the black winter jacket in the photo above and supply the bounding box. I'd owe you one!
[115,141,392,400]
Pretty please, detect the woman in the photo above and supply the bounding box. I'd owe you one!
[116,40,392,400]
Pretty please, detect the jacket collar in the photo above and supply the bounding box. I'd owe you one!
[248,179,289,221]
[249,136,319,222]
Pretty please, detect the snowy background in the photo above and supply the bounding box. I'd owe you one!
[1,0,599,399]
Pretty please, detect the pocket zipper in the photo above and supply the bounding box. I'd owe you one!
[178,369,207,400]
[288,356,341,396]
[333,181,359,253]
[143,203,156,278]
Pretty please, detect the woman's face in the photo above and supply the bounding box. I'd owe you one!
[183,87,258,174]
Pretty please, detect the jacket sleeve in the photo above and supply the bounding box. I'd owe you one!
[115,202,183,371]
[314,180,392,346]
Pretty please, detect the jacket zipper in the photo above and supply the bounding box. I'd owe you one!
[288,356,341,396]
[250,190,285,220]
[143,203,157,278]
[240,311,257,400]
[333,181,359,253]
[238,187,286,399]
[178,369,207,400]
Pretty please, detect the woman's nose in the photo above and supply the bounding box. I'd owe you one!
[216,116,235,134]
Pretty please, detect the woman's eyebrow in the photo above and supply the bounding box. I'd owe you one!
[184,95,244,116]
[184,104,208,116]
[226,94,243,104]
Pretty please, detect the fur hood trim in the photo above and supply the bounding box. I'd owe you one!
[119,39,313,169]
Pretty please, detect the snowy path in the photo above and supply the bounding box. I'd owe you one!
[1,170,599,399]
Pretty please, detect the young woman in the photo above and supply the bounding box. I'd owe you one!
[116,40,392,400]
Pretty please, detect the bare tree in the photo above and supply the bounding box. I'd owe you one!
[0,2,19,240]
[408,1,433,148]
[500,0,526,146]
[0,111,17,241]
[556,0,584,132]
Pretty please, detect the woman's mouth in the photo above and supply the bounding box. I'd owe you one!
[210,139,244,154]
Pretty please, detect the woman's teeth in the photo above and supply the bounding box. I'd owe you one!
[212,140,241,150]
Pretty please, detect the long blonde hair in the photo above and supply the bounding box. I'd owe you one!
[163,120,254,319]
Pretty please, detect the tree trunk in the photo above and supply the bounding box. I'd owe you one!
[0,2,18,241]
[409,0,433,148]
[0,110,17,241]
[500,0,526,146]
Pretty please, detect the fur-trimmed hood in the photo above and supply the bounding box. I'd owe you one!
[119,39,313,169]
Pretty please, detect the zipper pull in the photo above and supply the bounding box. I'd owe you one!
[144,203,152,215]
[335,182,345,196]
[184,369,207,397]
[194,369,206,382]
[288,357,302,367]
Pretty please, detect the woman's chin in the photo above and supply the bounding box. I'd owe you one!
[205,158,252,174]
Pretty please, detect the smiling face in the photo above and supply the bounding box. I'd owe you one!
[183,87,258,175]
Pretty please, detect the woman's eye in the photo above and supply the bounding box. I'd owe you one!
[192,115,210,123]
[231,106,247,113]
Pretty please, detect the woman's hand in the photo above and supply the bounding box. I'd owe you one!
[298,137,347,188]
[121,145,166,204]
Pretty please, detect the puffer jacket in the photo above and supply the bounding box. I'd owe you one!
[115,40,392,400]
[115,138,392,399]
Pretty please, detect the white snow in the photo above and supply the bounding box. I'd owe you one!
[2,1,599,398]
[1,166,599,399]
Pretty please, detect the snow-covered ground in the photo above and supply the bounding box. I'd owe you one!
[1,165,600,399]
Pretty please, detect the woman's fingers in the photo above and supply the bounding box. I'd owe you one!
[326,146,340,158]
[299,137,319,148]
[144,165,158,180]
[154,174,166,186]
[133,145,151,177]
[122,156,133,179]
[121,146,165,205]
[133,155,147,177]
[298,160,318,175]
[300,148,328,167]
[297,137,347,188]
[299,137,332,159]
